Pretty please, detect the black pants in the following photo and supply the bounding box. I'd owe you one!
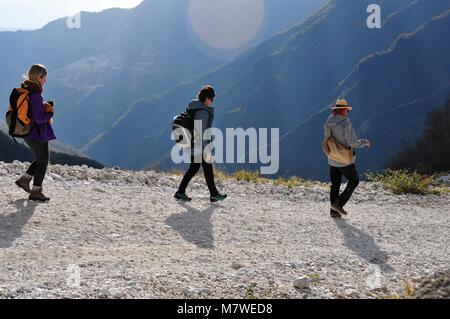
[24,138,50,187]
[330,164,360,207]
[178,156,219,196]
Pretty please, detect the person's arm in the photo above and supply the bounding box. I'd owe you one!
[194,109,210,150]
[343,120,369,149]
[29,94,52,124]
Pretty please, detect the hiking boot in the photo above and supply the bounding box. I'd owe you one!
[174,192,192,202]
[210,193,228,203]
[331,200,348,215]
[29,188,50,202]
[330,209,342,219]
[15,175,33,193]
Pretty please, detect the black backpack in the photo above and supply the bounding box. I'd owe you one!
[172,108,198,147]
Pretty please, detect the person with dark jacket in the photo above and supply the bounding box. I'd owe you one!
[174,85,227,203]
[15,64,56,202]
[323,99,371,218]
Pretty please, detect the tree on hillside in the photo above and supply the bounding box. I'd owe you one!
[389,98,450,174]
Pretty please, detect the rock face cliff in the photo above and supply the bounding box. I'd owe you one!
[0,162,448,298]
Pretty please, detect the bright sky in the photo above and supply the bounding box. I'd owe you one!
[0,0,143,29]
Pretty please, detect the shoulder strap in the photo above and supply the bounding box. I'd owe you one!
[187,108,199,115]
[17,93,29,110]
[325,125,332,138]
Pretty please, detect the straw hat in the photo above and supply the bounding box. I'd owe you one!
[332,99,352,110]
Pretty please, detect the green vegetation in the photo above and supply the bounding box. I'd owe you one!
[274,176,304,189]
[245,283,257,299]
[215,169,315,189]
[366,169,442,195]
[234,170,261,183]
[372,280,417,299]
[307,273,321,281]
[389,99,450,174]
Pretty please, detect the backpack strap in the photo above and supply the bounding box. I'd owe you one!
[325,125,332,138]
[324,121,352,151]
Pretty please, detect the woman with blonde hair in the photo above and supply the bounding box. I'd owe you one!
[15,64,56,202]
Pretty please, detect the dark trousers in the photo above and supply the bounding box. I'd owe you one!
[330,164,360,207]
[178,156,219,196]
[24,138,50,187]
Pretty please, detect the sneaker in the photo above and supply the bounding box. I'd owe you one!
[15,175,32,193]
[331,200,348,215]
[29,188,50,202]
[174,192,192,202]
[330,209,342,219]
[210,193,227,203]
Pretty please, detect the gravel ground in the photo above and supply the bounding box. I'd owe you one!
[0,161,449,299]
[413,270,450,299]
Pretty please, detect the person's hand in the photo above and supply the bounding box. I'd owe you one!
[363,139,371,148]
[44,102,54,114]
[204,153,212,163]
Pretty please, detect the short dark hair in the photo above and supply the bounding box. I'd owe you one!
[198,85,215,103]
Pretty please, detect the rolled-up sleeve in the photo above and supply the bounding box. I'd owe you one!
[343,120,365,149]
[30,93,52,124]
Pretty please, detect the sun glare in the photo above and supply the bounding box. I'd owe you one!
[188,0,265,50]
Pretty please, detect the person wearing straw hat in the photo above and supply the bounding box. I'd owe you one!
[323,99,371,218]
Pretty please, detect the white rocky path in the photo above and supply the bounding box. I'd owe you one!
[0,162,449,299]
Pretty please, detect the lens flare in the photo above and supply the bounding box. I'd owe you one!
[188,0,265,50]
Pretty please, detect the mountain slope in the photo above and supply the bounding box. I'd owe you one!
[0,0,326,149]
[86,0,450,177]
[278,8,450,180]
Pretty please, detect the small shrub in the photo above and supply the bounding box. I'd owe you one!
[308,273,321,281]
[245,283,257,299]
[214,168,231,181]
[234,170,260,183]
[366,169,436,195]
[403,280,416,297]
[375,280,416,299]
[433,185,450,195]
[214,169,313,188]
[274,176,312,189]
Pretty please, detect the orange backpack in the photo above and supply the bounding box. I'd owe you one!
[6,88,33,138]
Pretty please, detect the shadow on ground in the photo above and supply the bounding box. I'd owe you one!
[165,202,220,249]
[0,199,38,248]
[334,218,394,273]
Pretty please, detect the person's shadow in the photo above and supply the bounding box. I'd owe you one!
[333,218,394,273]
[0,199,38,249]
[165,202,219,249]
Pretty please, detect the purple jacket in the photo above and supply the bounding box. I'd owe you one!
[28,92,56,142]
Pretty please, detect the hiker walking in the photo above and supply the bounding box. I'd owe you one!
[322,99,371,218]
[13,64,56,202]
[174,85,227,203]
